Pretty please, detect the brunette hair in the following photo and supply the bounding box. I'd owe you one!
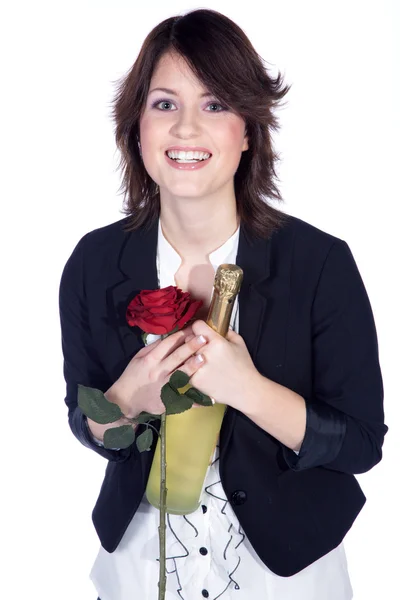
[113,8,291,238]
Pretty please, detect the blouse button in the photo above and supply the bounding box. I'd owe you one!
[202,504,207,514]
[199,547,208,556]
[202,590,209,598]
[231,490,247,505]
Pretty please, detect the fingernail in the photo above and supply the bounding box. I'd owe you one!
[196,335,206,344]
[195,354,204,364]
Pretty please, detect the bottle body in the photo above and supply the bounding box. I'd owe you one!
[145,264,243,514]
[146,402,226,514]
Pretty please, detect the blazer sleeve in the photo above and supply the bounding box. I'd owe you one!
[282,240,388,474]
[59,234,135,463]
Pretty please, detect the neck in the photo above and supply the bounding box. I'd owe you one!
[159,188,239,261]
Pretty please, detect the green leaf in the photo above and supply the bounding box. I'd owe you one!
[169,370,190,391]
[185,387,213,407]
[103,424,136,449]
[161,382,193,415]
[78,384,123,424]
[136,427,154,452]
[184,387,203,402]
[135,411,161,424]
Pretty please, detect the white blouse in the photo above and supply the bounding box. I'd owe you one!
[90,219,353,600]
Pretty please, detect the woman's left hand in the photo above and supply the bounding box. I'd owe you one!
[181,319,262,411]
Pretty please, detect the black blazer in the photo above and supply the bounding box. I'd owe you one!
[59,214,387,577]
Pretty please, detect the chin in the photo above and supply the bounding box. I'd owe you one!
[161,184,213,199]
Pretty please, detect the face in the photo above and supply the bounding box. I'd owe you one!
[139,52,248,203]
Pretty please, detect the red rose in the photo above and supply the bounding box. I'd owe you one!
[126,285,203,335]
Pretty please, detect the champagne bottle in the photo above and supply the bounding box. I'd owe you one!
[145,264,243,514]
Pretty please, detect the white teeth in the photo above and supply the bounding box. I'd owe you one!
[167,150,211,161]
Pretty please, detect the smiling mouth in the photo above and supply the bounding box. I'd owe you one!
[165,151,212,163]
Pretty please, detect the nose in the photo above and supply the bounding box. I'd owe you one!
[170,106,202,139]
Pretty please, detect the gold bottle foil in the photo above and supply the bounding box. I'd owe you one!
[206,264,244,337]
[145,264,244,515]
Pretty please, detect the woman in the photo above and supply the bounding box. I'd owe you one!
[59,8,387,600]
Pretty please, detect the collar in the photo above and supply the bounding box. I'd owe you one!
[157,219,240,287]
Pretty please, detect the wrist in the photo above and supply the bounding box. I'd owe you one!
[105,379,138,419]
[239,371,268,414]
[242,374,307,451]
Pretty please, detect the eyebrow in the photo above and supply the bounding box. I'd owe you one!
[148,87,213,98]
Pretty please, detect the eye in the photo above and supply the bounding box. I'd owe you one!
[151,99,176,111]
[206,102,227,112]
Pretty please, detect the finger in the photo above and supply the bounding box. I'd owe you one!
[192,321,232,344]
[134,337,163,358]
[163,334,207,374]
[136,325,192,359]
[226,328,242,344]
[173,351,205,379]
[175,324,194,338]
[181,324,194,336]
[149,325,193,361]
[191,319,222,340]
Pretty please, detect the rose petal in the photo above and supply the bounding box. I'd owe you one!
[126,286,203,334]
[176,299,203,329]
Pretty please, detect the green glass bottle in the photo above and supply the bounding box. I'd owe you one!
[145,264,243,514]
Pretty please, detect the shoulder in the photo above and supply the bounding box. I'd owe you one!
[81,216,132,250]
[67,216,140,267]
[272,213,352,268]
[266,214,360,293]
[60,216,134,282]
[274,214,343,251]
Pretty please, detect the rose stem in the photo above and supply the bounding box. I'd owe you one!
[158,410,167,600]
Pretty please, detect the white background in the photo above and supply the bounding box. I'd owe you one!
[1,1,398,599]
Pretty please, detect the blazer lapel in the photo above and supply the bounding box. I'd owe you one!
[236,224,272,364]
[108,219,159,361]
[220,223,273,460]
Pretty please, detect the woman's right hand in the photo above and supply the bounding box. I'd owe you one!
[107,325,207,418]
